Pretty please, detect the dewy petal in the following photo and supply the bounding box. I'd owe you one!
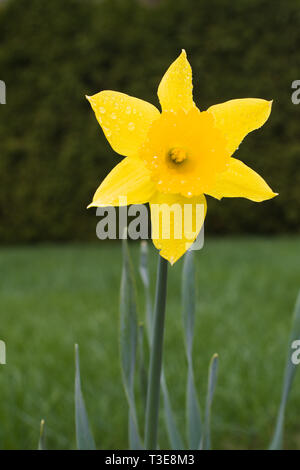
[157,50,195,113]
[207,98,272,155]
[87,91,160,157]
[150,192,207,264]
[206,157,278,202]
[88,157,156,208]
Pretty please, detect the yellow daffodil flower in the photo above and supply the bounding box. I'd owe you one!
[87,50,277,264]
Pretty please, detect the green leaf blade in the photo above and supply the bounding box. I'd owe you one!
[201,353,218,450]
[182,250,202,449]
[139,241,153,335]
[75,344,96,450]
[161,373,185,450]
[182,250,196,359]
[38,419,46,450]
[269,291,300,450]
[139,241,184,450]
[120,239,143,450]
[138,323,148,410]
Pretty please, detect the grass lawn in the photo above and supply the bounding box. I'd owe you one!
[1,237,300,450]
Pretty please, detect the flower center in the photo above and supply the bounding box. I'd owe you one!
[141,109,230,197]
[168,147,187,164]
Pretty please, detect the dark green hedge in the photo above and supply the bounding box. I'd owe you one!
[0,0,299,242]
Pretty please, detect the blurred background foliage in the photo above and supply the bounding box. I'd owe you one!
[0,0,299,242]
[0,0,300,451]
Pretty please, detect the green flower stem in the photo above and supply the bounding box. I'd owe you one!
[145,255,168,449]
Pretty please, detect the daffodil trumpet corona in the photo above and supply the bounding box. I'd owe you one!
[87,50,277,264]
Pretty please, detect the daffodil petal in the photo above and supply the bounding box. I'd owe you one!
[206,157,278,202]
[87,91,160,157]
[88,157,155,208]
[150,192,207,264]
[157,50,195,113]
[208,98,272,155]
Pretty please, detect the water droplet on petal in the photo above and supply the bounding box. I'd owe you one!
[125,106,131,114]
[111,113,117,119]
[103,126,111,137]
[128,122,135,131]
[99,107,106,114]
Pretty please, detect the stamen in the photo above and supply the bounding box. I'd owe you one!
[168,147,187,164]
